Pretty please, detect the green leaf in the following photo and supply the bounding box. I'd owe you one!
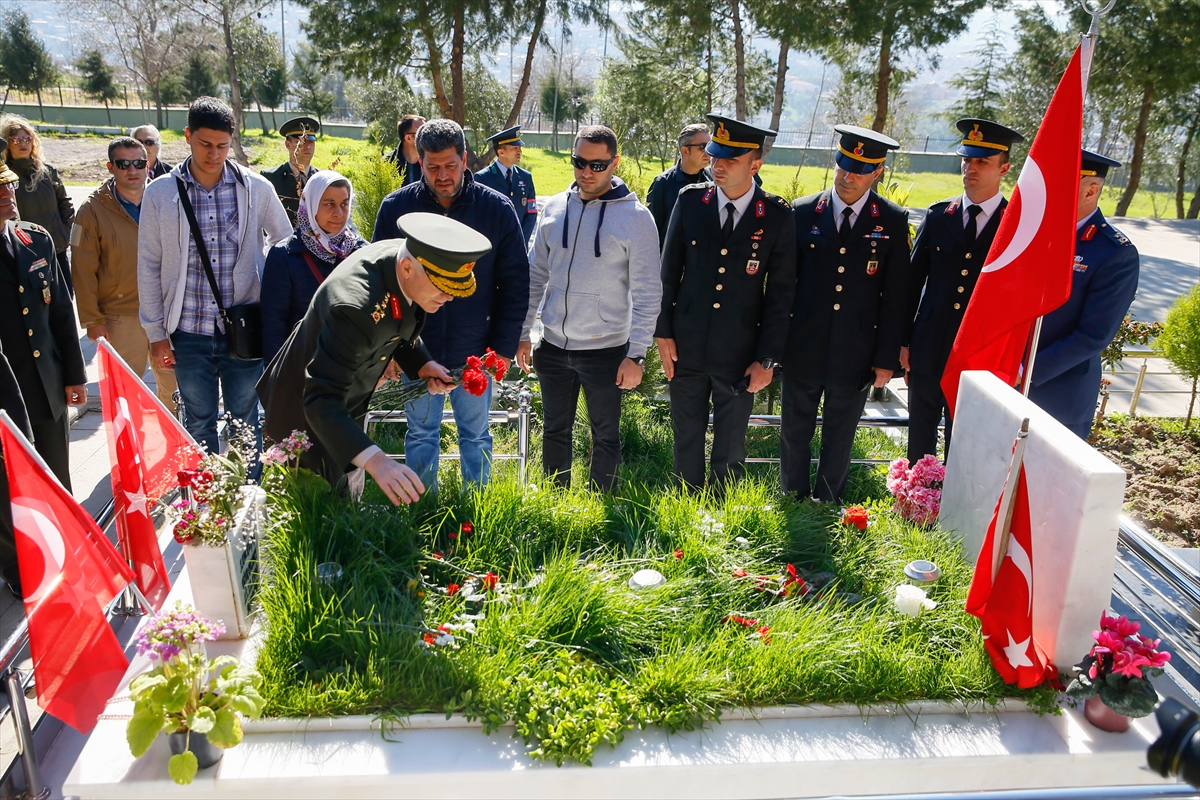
[207,709,243,749]
[168,750,199,785]
[127,708,165,758]
[186,706,216,734]
[1098,680,1158,718]
[229,692,265,718]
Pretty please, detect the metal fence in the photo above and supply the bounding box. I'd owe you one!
[1102,349,1193,417]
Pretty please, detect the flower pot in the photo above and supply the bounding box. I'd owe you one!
[182,486,265,640]
[1084,695,1133,733]
[168,730,223,770]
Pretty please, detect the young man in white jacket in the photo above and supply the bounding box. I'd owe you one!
[138,97,291,455]
[515,125,661,491]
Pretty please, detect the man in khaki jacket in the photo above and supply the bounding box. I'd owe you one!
[71,136,177,408]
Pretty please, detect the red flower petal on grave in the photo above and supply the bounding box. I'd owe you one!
[447,583,460,596]
[674,549,683,560]
[482,572,499,591]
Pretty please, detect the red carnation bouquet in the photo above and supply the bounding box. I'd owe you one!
[372,348,508,408]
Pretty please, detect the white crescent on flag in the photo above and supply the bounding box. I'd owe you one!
[11,499,66,604]
[981,157,1047,274]
[1006,535,1033,617]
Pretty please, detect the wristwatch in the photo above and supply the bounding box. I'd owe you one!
[630,355,646,367]
[759,357,777,370]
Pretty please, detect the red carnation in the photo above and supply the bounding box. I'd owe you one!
[482,571,499,591]
[483,350,498,370]
[177,469,194,487]
[172,521,193,544]
[447,583,460,596]
[423,632,437,645]
[757,625,771,644]
[841,506,869,530]
[466,355,483,370]
[461,521,474,536]
[732,568,747,578]
[432,550,444,560]
[462,367,489,396]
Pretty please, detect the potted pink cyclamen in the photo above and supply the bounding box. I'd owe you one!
[1066,612,1171,732]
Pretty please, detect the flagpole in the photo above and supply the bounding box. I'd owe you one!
[1020,0,1114,398]
[992,418,1031,582]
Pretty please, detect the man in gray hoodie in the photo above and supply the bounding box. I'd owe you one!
[515,125,661,491]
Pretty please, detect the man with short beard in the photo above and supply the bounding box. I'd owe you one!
[372,119,529,493]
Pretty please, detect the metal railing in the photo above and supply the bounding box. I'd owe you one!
[0,498,115,800]
[1102,350,1193,416]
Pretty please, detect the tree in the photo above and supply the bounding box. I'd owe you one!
[1155,284,1200,427]
[233,19,284,134]
[76,49,123,125]
[0,10,60,119]
[180,49,220,100]
[346,73,439,148]
[464,57,516,156]
[538,72,589,150]
[67,0,196,128]
[835,0,986,133]
[256,57,287,131]
[944,14,1004,123]
[291,43,335,128]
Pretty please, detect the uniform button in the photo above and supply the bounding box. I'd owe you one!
[716,284,723,290]
[389,336,399,342]
[380,356,388,361]
[718,267,725,274]
[965,253,973,260]
[936,246,940,252]
[32,350,39,357]
[954,303,961,310]
[691,240,697,245]
[27,329,33,336]
[37,272,43,279]
[713,302,720,309]
[752,243,759,249]
[835,285,843,292]
[837,266,845,273]
[961,270,968,276]
[21,308,27,315]
[957,286,965,293]
[839,247,847,255]
[18,286,23,293]
[810,243,816,249]
[720,248,728,255]
[833,303,841,311]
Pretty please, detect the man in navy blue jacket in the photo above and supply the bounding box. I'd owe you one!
[373,119,530,492]
[1028,149,1140,439]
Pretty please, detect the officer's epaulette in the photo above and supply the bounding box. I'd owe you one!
[760,191,790,209]
[1099,221,1133,247]
[929,197,957,212]
[680,181,714,194]
[14,220,50,242]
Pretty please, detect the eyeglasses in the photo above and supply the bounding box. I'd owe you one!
[7,135,31,145]
[571,155,616,173]
[136,138,158,147]
[287,134,318,142]
[113,159,148,170]
[684,142,711,149]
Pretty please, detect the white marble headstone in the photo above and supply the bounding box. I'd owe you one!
[939,371,1127,668]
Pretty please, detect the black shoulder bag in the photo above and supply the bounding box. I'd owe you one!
[175,176,263,360]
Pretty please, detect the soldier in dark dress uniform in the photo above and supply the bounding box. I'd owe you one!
[258,213,491,504]
[782,126,911,503]
[0,141,87,493]
[261,116,320,226]
[646,123,712,248]
[904,118,1024,464]
[655,115,796,489]
[1028,150,1140,439]
[474,126,538,244]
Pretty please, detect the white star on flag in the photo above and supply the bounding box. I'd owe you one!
[1003,630,1034,669]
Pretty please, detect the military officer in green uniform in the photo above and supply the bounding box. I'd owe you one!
[261,116,320,225]
[0,140,87,491]
[257,212,491,504]
[473,125,539,244]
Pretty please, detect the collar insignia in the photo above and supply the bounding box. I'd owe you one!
[755,200,765,218]
[13,227,32,246]
[870,202,880,218]
[815,196,827,214]
[390,294,403,319]
[1082,224,1097,241]
[702,188,714,204]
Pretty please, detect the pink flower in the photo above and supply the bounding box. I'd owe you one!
[1100,612,1141,638]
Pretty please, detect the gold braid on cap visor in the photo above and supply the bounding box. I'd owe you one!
[837,144,887,164]
[712,125,759,149]
[960,138,1009,151]
[418,255,478,297]
[496,136,521,145]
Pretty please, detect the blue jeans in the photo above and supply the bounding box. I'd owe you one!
[170,329,263,457]
[403,376,493,493]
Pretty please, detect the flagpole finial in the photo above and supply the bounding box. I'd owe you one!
[1080,0,1117,37]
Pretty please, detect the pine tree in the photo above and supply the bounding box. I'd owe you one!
[76,49,122,125]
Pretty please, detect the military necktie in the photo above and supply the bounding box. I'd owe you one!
[964,204,983,250]
[722,202,736,241]
[505,168,513,193]
[839,206,853,243]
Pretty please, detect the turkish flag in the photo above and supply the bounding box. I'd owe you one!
[965,447,1056,688]
[98,339,203,609]
[941,42,1089,415]
[0,413,134,733]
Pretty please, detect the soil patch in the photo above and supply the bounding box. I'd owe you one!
[1091,416,1200,546]
[39,136,261,185]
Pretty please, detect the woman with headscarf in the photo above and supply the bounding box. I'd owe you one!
[261,170,367,364]
[0,115,76,294]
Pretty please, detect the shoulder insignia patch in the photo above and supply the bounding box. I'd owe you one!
[945,200,960,216]
[774,194,790,208]
[13,227,32,246]
[1082,224,1097,241]
[755,199,765,218]
[372,293,390,323]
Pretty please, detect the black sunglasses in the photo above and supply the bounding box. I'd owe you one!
[571,154,616,173]
[287,134,318,142]
[136,138,158,147]
[114,159,148,170]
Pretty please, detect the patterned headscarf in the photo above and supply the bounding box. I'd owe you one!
[296,169,364,262]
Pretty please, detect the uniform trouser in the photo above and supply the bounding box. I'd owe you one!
[105,313,178,411]
[533,340,627,492]
[0,467,17,587]
[907,369,951,464]
[669,364,755,489]
[32,412,71,493]
[780,378,869,503]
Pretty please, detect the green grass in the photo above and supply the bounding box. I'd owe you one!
[255,390,1052,766]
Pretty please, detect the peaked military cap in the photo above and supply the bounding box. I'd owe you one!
[280,116,321,137]
[1081,148,1121,179]
[705,114,775,159]
[0,141,17,186]
[486,125,524,149]
[833,125,900,174]
[397,212,492,298]
[955,118,1023,158]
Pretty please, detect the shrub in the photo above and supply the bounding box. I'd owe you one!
[1155,285,1200,427]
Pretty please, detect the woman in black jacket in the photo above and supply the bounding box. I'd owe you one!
[0,116,76,294]
[261,170,367,364]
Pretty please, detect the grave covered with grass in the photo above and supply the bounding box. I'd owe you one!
[253,393,1053,766]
